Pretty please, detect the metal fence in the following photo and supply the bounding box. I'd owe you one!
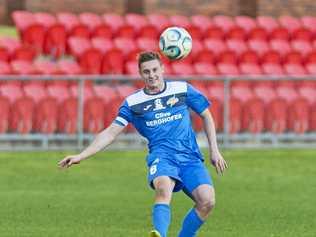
[0,75,315,150]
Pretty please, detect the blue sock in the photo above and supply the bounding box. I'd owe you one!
[152,204,171,237]
[178,208,204,237]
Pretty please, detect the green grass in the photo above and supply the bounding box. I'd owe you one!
[1,149,316,237]
[0,25,17,38]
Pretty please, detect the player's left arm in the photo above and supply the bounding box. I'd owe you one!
[200,109,228,174]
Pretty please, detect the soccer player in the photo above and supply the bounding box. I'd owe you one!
[58,51,228,237]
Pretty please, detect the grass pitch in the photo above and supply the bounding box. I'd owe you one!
[1,149,315,237]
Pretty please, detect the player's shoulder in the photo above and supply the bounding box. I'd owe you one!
[165,80,188,94]
[125,88,145,106]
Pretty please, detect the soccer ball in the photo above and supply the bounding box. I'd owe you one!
[159,27,192,60]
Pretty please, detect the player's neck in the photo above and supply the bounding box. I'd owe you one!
[145,81,165,94]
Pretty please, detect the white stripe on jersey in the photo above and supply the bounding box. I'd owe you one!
[115,116,128,126]
[126,81,187,106]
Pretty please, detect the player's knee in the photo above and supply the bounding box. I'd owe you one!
[155,185,172,200]
[197,196,215,215]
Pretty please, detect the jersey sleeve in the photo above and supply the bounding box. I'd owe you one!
[186,83,211,114]
[114,100,133,127]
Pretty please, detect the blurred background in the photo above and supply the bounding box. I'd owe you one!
[0,0,315,150]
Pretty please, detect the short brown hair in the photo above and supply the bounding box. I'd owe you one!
[138,51,162,69]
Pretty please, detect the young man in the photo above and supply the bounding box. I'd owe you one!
[58,51,228,237]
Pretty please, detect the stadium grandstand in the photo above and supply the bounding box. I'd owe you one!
[0,0,315,150]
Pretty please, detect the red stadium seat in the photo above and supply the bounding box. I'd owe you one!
[147,13,170,32]
[193,49,215,64]
[217,63,240,75]
[186,25,203,40]
[213,15,235,32]
[284,63,307,76]
[204,26,225,39]
[270,27,290,41]
[44,24,67,57]
[217,50,238,64]
[114,37,138,61]
[298,86,316,104]
[125,60,138,76]
[92,24,113,39]
[102,13,125,33]
[266,98,288,133]
[204,38,227,56]
[79,12,103,31]
[171,62,194,76]
[11,45,37,61]
[93,85,117,104]
[138,25,159,39]
[84,97,105,133]
[276,86,299,103]
[0,96,10,133]
[0,61,12,75]
[306,51,316,64]
[248,39,270,56]
[191,15,213,33]
[226,39,248,56]
[262,63,285,75]
[305,63,316,75]
[240,50,260,64]
[284,51,303,65]
[254,86,277,104]
[261,50,282,64]
[226,26,246,40]
[91,37,114,54]
[0,84,24,104]
[291,40,313,56]
[11,60,38,75]
[69,24,90,39]
[239,63,262,75]
[169,15,191,28]
[242,97,265,133]
[256,16,279,33]
[58,59,82,75]
[137,38,157,51]
[279,16,301,33]
[115,25,136,39]
[0,47,9,62]
[34,97,58,133]
[292,27,313,41]
[125,13,149,33]
[58,97,77,133]
[57,12,80,32]
[288,97,310,133]
[235,16,257,33]
[270,39,291,56]
[301,16,316,33]
[21,24,46,53]
[193,63,218,76]
[34,59,61,75]
[102,48,125,74]
[12,11,35,33]
[248,27,268,40]
[232,86,254,103]
[0,37,21,54]
[23,84,47,104]
[47,85,71,104]
[10,96,35,133]
[34,12,57,29]
[69,84,95,102]
[68,37,102,74]
[116,84,136,98]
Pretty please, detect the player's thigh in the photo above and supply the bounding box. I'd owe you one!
[181,160,213,195]
[153,176,176,192]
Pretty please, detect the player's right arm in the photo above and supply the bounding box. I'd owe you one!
[58,123,125,169]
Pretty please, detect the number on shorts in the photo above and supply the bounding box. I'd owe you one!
[150,165,157,175]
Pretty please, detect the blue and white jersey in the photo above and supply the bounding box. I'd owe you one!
[114,81,210,162]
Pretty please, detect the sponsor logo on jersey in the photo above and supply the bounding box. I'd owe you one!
[153,98,166,111]
[166,95,179,107]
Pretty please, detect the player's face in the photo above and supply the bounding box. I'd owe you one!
[139,59,164,90]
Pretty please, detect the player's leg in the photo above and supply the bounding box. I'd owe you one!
[178,161,214,237]
[151,176,175,237]
[147,156,182,237]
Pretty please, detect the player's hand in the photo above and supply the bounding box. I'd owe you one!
[58,155,82,169]
[210,151,228,175]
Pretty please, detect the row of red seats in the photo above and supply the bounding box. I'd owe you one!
[2,59,316,81]
[11,11,316,58]
[0,83,315,134]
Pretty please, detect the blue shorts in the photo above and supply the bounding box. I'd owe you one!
[147,154,213,194]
